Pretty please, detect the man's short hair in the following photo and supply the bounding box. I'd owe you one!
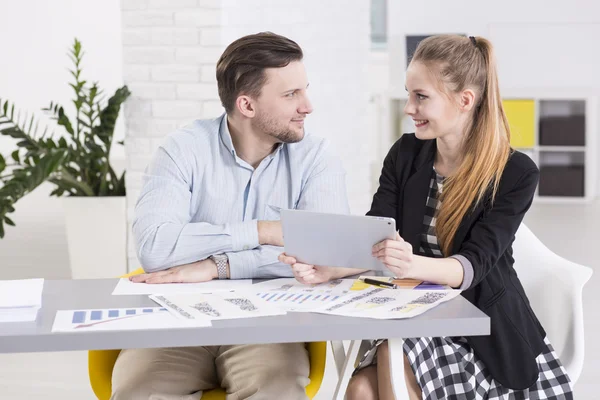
[216,32,303,113]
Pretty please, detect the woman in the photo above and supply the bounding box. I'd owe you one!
[279,35,573,399]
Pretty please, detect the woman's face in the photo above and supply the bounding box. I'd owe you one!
[404,61,470,141]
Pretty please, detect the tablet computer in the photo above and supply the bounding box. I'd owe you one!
[281,209,397,270]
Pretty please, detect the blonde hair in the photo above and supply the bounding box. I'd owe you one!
[411,35,511,256]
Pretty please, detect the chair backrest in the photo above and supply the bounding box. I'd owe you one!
[512,223,592,384]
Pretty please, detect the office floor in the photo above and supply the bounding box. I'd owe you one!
[0,200,598,399]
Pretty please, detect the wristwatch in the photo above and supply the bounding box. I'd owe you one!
[210,254,229,280]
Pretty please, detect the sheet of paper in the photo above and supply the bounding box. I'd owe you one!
[0,278,44,307]
[52,307,210,332]
[312,287,462,319]
[249,278,361,312]
[150,291,286,321]
[252,289,348,312]
[112,278,253,295]
[251,278,356,295]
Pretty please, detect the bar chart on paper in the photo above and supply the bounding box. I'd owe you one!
[255,291,344,312]
[52,306,210,332]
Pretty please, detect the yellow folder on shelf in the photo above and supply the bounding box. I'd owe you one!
[503,99,535,149]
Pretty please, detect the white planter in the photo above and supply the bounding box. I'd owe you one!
[63,197,127,279]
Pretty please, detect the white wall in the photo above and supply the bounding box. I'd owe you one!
[0,0,125,277]
[220,0,372,214]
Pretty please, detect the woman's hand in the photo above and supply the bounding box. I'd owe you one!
[278,253,358,285]
[278,253,333,284]
[372,232,415,278]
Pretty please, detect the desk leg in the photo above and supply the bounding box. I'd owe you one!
[332,340,360,400]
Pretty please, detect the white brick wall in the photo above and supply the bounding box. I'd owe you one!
[121,0,371,269]
[121,0,226,268]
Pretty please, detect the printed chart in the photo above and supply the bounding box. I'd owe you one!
[52,306,210,332]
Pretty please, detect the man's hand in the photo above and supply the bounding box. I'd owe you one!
[130,258,218,284]
[258,220,283,247]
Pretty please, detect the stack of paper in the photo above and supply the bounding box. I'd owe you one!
[0,278,44,322]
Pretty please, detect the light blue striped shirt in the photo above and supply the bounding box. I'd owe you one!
[133,114,350,278]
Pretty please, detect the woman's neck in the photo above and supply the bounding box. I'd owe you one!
[434,135,463,177]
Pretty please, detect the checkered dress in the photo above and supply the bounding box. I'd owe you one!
[355,168,574,399]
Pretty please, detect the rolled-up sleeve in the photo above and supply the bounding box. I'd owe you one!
[133,140,260,272]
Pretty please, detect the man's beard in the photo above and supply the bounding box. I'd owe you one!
[253,111,304,144]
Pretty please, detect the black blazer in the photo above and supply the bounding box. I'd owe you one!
[368,133,546,390]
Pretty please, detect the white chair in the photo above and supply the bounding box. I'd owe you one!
[387,223,593,398]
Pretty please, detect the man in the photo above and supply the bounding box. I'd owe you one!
[111,32,350,400]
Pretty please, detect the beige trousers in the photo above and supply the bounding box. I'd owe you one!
[110,343,310,400]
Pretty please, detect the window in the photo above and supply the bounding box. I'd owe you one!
[370,0,387,48]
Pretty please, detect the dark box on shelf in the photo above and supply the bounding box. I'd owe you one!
[539,116,585,146]
[539,166,585,197]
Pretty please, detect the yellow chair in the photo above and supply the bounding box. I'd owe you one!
[88,268,327,399]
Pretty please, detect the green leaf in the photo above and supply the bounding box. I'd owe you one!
[11,150,20,163]
[57,107,74,135]
[0,154,5,173]
[4,216,14,226]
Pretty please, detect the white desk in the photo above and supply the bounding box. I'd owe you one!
[0,279,490,399]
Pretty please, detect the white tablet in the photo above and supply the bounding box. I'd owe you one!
[281,209,397,270]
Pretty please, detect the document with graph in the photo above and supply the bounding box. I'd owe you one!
[51,306,211,332]
[150,291,287,322]
[252,289,348,312]
[311,287,462,319]
[249,278,357,311]
[251,278,355,295]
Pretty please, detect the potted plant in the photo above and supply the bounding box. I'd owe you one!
[0,39,131,278]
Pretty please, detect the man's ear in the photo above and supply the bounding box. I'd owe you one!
[459,88,476,112]
[236,95,255,118]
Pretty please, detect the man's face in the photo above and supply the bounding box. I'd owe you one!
[251,61,313,143]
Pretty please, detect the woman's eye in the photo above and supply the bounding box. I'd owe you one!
[286,92,296,97]
[417,94,427,100]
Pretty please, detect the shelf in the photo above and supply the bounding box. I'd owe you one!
[533,196,592,204]
[503,99,535,148]
[537,146,585,152]
[539,100,585,146]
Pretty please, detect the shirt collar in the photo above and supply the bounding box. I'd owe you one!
[219,113,286,161]
[219,113,237,157]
